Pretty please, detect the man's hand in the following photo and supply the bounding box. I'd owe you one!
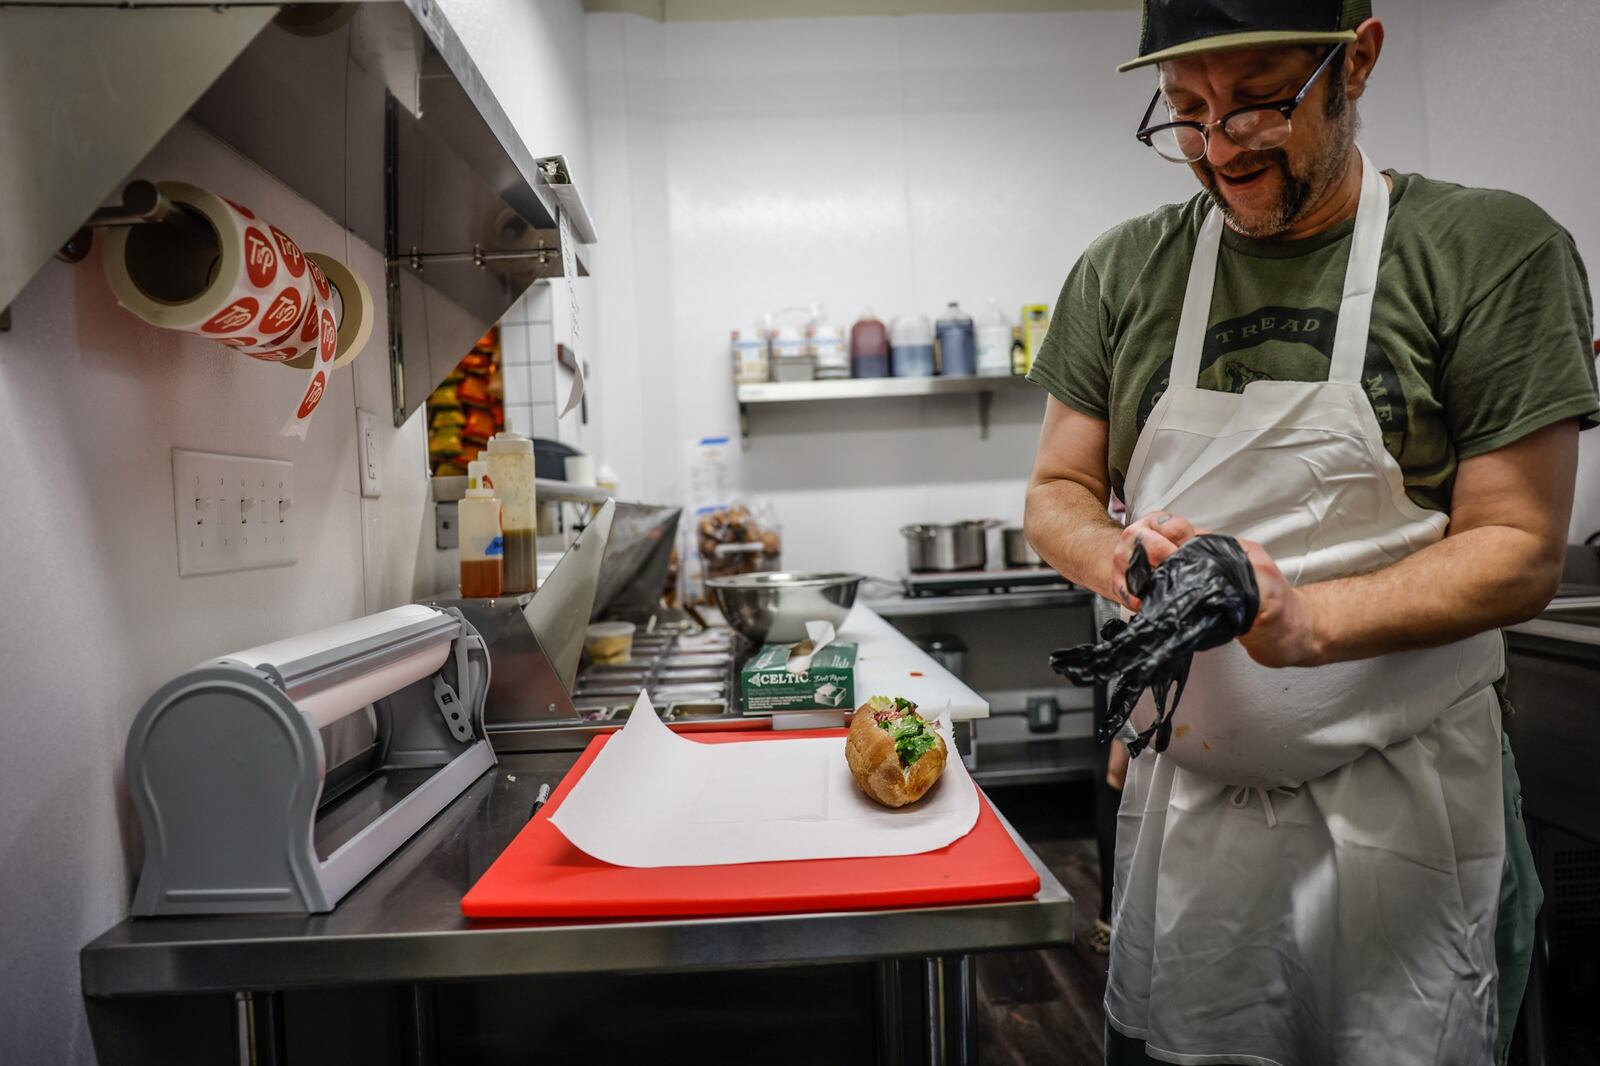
[1110,511,1198,610]
[1113,513,1321,666]
[1233,539,1322,667]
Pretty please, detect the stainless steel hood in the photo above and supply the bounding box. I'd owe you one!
[0,1,595,427]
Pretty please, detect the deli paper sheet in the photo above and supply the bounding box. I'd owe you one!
[548,693,979,867]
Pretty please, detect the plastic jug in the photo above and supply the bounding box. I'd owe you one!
[935,301,976,377]
[890,314,935,378]
[809,305,850,380]
[975,299,1013,377]
[850,309,890,378]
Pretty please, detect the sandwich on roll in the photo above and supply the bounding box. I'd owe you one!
[846,696,948,808]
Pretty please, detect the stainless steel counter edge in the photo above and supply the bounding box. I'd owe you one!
[81,891,1072,998]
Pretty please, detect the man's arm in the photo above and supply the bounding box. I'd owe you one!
[1024,396,1207,609]
[1233,419,1579,667]
[1024,398,1120,599]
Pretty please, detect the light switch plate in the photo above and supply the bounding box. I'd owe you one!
[172,449,296,577]
[357,408,382,499]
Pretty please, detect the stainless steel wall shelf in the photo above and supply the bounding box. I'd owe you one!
[735,375,1037,446]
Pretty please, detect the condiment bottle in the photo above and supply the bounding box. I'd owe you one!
[976,299,1013,377]
[809,305,850,380]
[889,313,935,378]
[849,308,890,378]
[459,461,504,598]
[485,432,537,594]
[934,300,976,376]
[731,324,769,384]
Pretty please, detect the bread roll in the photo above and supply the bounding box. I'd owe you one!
[846,697,948,808]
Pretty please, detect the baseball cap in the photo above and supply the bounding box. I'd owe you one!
[1119,0,1372,73]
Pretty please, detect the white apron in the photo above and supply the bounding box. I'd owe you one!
[1107,149,1507,1066]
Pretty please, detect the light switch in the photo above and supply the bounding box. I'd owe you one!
[172,449,296,577]
[358,409,382,499]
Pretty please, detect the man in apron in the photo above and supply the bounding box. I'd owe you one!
[1023,3,1599,1064]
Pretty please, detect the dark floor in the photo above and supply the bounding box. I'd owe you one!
[977,782,1109,1066]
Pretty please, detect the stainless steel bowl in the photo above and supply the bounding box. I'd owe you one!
[704,571,863,644]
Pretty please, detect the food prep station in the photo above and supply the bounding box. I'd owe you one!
[81,502,1070,1065]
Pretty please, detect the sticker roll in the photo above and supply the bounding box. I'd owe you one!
[283,252,374,372]
[102,182,308,344]
[280,295,339,440]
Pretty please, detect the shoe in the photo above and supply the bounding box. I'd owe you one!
[1090,918,1112,955]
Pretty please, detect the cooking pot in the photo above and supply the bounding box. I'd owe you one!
[901,520,996,572]
[1002,526,1043,568]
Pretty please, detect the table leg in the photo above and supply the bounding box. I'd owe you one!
[875,959,906,1065]
[924,957,948,1066]
[233,991,286,1066]
[402,983,439,1066]
[951,955,976,1065]
[922,955,977,1066]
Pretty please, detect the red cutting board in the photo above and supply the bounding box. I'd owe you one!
[461,728,1040,920]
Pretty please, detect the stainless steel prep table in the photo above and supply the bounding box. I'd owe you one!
[82,749,1074,1066]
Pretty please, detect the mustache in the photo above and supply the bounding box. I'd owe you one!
[1198,149,1290,181]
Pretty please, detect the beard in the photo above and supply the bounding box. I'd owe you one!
[1194,105,1356,238]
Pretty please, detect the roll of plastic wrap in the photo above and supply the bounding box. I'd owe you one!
[101,181,372,439]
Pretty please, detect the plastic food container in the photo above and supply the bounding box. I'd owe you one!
[584,621,637,665]
[890,314,936,378]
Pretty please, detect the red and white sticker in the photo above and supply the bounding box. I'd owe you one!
[271,225,306,278]
[308,257,332,303]
[258,285,304,337]
[246,347,302,364]
[201,297,259,335]
[318,307,337,362]
[300,296,323,344]
[242,227,277,289]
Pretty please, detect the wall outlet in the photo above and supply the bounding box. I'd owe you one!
[172,449,296,577]
[358,408,382,499]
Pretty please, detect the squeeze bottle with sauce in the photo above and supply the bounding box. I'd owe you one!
[485,432,537,594]
[459,461,504,598]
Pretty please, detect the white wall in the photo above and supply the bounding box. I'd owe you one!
[0,120,432,1064]
[584,8,1437,578]
[1411,0,1600,540]
[0,5,591,1063]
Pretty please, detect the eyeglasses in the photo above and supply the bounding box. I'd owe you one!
[1135,44,1346,164]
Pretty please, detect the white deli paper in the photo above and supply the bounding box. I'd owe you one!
[548,693,979,867]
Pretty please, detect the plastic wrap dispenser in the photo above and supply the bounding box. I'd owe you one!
[125,604,494,915]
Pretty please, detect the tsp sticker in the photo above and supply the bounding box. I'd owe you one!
[224,198,256,219]
[259,286,304,335]
[297,371,328,419]
[308,258,332,303]
[249,347,301,363]
[201,296,259,334]
[217,336,260,349]
[300,297,322,343]
[319,308,337,362]
[270,226,306,278]
[243,227,278,288]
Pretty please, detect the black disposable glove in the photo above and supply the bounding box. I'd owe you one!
[1051,534,1259,757]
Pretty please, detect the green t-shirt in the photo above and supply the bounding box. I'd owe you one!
[1028,172,1599,513]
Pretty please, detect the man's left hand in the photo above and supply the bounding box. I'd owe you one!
[1233,539,1323,668]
